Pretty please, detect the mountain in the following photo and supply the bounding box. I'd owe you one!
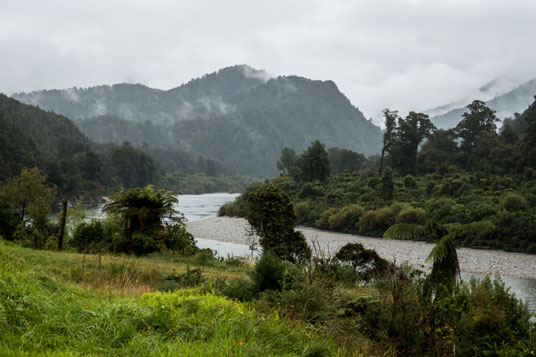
[430,78,536,129]
[13,65,382,176]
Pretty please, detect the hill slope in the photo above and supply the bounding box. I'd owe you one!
[0,93,92,181]
[13,65,382,176]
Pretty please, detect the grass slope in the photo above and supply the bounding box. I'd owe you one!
[0,241,339,356]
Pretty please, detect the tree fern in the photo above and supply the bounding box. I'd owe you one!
[383,220,460,294]
[383,223,427,239]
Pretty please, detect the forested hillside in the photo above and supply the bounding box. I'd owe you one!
[0,94,108,197]
[14,65,383,176]
[0,95,253,199]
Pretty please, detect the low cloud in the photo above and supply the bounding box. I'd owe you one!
[1,0,535,125]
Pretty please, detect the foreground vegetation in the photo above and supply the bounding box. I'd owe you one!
[1,176,535,355]
[2,234,534,356]
[0,241,340,356]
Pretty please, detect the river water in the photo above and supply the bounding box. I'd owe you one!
[83,192,536,312]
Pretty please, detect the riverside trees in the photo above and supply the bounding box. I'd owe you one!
[246,183,311,262]
[101,185,195,255]
[0,167,57,248]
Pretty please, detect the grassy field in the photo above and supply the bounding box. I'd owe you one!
[0,241,343,356]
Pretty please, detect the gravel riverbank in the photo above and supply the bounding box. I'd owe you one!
[187,216,536,280]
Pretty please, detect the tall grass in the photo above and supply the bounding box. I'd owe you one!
[0,241,340,356]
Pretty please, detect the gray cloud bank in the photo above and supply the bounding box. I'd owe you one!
[1,0,535,124]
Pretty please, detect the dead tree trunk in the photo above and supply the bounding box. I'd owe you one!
[58,198,68,250]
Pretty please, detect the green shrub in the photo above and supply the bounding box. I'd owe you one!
[403,174,417,189]
[222,278,258,301]
[335,243,388,280]
[328,204,364,231]
[164,224,198,256]
[130,232,159,256]
[315,208,340,229]
[501,192,529,211]
[395,207,425,224]
[70,220,105,252]
[294,201,310,223]
[250,251,287,292]
[217,201,235,216]
[357,207,395,236]
[192,248,217,265]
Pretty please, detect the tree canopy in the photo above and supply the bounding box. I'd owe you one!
[246,183,311,262]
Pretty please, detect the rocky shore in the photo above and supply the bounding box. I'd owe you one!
[187,216,536,280]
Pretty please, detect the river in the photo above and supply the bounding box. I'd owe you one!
[82,192,536,312]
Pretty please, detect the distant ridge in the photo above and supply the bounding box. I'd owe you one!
[431,78,536,129]
[13,65,382,176]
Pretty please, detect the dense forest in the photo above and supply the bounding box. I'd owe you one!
[0,94,254,201]
[14,65,383,176]
[221,97,536,253]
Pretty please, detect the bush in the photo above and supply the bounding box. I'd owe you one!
[222,278,258,301]
[501,193,529,212]
[164,224,198,256]
[250,251,287,292]
[327,204,364,231]
[403,174,417,189]
[315,208,340,229]
[395,207,425,224]
[70,220,105,252]
[357,207,395,236]
[131,232,159,256]
[193,248,218,265]
[294,201,310,223]
[217,202,235,216]
[335,243,388,280]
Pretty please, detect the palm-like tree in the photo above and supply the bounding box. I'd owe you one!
[384,221,460,294]
[103,185,178,245]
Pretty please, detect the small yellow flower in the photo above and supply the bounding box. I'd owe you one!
[530,351,534,355]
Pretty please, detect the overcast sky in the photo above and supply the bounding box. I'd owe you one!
[1,0,535,124]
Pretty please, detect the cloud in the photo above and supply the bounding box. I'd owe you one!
[1,0,535,125]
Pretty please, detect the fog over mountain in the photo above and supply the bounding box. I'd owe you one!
[430,77,536,129]
[13,65,382,176]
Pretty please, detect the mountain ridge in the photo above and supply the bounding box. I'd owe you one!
[431,77,536,129]
[13,65,382,176]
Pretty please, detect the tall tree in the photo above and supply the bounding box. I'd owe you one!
[455,100,499,158]
[296,140,331,182]
[379,109,398,177]
[390,112,435,176]
[246,183,311,262]
[520,97,536,168]
[417,129,459,174]
[276,147,298,174]
[328,147,366,174]
[3,167,56,223]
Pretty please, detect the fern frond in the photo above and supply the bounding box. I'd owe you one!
[425,233,456,263]
[383,224,427,239]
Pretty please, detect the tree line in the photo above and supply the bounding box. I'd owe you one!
[221,98,536,253]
